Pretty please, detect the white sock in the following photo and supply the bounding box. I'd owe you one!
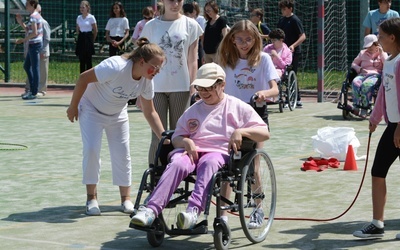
[220,215,228,223]
[372,219,384,228]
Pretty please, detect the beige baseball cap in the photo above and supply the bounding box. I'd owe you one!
[191,63,226,87]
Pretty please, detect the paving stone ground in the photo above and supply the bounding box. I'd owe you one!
[1,85,400,250]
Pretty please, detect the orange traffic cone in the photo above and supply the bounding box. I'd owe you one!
[344,144,358,171]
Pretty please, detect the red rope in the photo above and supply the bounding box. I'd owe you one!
[213,133,372,222]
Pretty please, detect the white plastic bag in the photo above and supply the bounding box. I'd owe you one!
[311,127,360,161]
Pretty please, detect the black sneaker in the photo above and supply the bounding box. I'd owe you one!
[353,223,384,238]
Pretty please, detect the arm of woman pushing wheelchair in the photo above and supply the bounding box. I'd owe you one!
[161,130,174,144]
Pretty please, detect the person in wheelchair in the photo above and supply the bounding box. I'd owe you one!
[350,34,388,118]
[130,63,270,229]
[263,28,292,78]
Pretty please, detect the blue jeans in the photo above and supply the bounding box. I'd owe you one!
[24,42,42,96]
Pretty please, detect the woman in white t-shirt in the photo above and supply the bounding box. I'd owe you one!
[140,0,203,165]
[75,1,98,73]
[67,38,166,217]
[217,19,279,228]
[218,20,279,124]
[105,1,130,57]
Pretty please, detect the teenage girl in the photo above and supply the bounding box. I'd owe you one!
[217,19,279,122]
[140,0,203,165]
[353,17,400,239]
[216,19,279,228]
[75,1,98,73]
[67,38,166,216]
[105,1,130,57]
[15,0,43,100]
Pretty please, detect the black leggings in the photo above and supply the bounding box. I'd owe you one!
[109,36,123,57]
[371,122,400,178]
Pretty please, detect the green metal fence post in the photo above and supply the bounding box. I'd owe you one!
[360,0,369,50]
[62,0,66,54]
[4,0,10,82]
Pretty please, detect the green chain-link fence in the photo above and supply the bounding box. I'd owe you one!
[1,0,399,96]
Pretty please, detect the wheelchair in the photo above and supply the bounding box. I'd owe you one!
[267,65,298,113]
[129,131,277,250]
[336,68,381,120]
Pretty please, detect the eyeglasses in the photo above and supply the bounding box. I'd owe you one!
[143,16,153,20]
[146,61,164,72]
[205,8,213,13]
[194,80,222,92]
[234,37,254,45]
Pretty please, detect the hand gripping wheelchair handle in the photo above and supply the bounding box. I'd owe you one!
[250,94,267,108]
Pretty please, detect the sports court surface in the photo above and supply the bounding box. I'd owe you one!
[1,85,400,250]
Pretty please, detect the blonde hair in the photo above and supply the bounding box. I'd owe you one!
[80,1,91,13]
[124,37,165,63]
[217,20,263,69]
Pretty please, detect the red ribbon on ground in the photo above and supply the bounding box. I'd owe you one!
[301,157,340,172]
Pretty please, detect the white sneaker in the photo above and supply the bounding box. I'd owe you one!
[130,206,155,227]
[36,92,45,97]
[86,199,101,216]
[247,208,264,229]
[121,200,134,214]
[177,207,199,229]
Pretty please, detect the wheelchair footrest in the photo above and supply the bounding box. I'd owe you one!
[337,102,353,111]
[129,223,157,232]
[168,220,208,236]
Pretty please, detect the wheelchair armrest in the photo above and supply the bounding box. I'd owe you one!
[348,68,358,83]
[241,137,257,151]
[162,130,175,139]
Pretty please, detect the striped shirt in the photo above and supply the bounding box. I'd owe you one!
[27,11,43,44]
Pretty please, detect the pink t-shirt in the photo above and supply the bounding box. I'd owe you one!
[132,19,147,40]
[351,49,387,75]
[171,94,269,155]
[263,43,292,73]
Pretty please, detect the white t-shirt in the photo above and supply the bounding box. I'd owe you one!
[140,15,203,92]
[82,56,154,115]
[383,53,400,122]
[224,52,280,103]
[77,14,96,32]
[172,94,268,155]
[105,17,129,37]
[196,15,206,31]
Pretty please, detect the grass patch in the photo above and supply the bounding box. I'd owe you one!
[5,61,346,90]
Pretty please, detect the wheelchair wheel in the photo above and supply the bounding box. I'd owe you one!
[213,221,231,250]
[286,70,298,111]
[238,150,276,243]
[339,84,352,120]
[147,218,165,247]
